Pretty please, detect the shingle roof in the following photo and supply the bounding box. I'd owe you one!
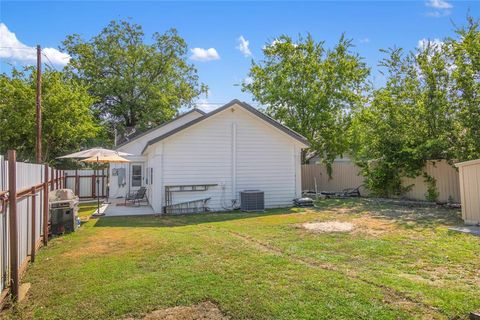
[141,99,310,154]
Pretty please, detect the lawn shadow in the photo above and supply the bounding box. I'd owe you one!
[315,198,463,228]
[92,208,300,228]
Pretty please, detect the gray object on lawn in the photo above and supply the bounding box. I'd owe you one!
[240,190,265,212]
[320,186,362,198]
[293,197,314,207]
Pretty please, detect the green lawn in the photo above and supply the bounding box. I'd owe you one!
[77,202,98,220]
[6,199,480,319]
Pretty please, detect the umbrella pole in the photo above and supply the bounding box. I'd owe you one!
[97,156,100,215]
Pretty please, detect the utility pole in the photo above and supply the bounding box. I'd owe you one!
[36,45,42,163]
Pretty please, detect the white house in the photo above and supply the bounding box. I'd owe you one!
[109,99,310,214]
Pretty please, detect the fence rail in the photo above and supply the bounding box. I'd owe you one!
[64,169,107,199]
[0,151,65,303]
[301,160,460,203]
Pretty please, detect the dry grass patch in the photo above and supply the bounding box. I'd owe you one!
[124,302,228,320]
[301,221,354,233]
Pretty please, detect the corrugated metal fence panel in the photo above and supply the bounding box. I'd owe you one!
[64,169,107,198]
[0,156,49,294]
[402,161,460,203]
[0,155,8,293]
[15,162,44,267]
[301,163,365,193]
[302,160,460,202]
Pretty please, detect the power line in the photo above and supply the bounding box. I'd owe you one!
[0,46,37,49]
[42,52,59,71]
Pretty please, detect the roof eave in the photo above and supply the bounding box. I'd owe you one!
[116,108,206,149]
[141,99,311,154]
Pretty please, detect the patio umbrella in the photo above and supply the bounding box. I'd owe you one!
[57,148,131,159]
[58,148,132,216]
[82,154,131,216]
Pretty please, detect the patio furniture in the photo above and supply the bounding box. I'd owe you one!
[125,187,148,206]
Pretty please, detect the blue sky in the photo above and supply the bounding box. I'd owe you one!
[1,1,479,111]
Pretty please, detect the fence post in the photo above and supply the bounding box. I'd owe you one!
[92,170,96,199]
[102,169,105,197]
[30,186,36,263]
[43,165,49,245]
[7,150,19,300]
[63,170,66,189]
[50,167,54,191]
[75,170,79,196]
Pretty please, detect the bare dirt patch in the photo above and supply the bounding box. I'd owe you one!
[124,302,228,320]
[302,221,354,233]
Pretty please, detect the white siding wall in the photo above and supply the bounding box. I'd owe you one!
[109,110,203,200]
[117,110,204,155]
[235,110,297,208]
[148,105,304,212]
[109,156,146,199]
[457,160,480,225]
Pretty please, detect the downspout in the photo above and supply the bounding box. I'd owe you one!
[231,122,237,202]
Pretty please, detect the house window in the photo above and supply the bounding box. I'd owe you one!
[131,165,142,187]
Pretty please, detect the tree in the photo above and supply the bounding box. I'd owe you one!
[243,34,370,169]
[0,67,101,163]
[447,17,480,161]
[62,19,207,133]
[348,18,480,198]
[349,44,454,197]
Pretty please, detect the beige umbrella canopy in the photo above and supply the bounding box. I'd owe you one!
[58,148,132,216]
[57,148,131,159]
[82,154,130,163]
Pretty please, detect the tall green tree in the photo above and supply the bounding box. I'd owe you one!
[243,34,370,169]
[349,45,454,197]
[448,17,480,161]
[0,67,101,163]
[62,19,207,133]
[349,18,480,198]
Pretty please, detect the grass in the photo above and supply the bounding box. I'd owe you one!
[77,202,98,220]
[5,199,480,319]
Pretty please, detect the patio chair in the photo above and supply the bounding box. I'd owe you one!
[125,187,147,206]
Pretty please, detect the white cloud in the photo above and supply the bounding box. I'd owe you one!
[195,99,220,112]
[426,0,452,9]
[417,38,444,51]
[236,36,252,57]
[0,23,70,66]
[426,10,451,17]
[425,0,452,17]
[190,47,220,62]
[359,38,370,44]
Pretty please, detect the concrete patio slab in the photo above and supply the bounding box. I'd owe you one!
[448,226,480,236]
[94,198,155,216]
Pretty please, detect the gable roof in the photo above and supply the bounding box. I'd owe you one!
[116,108,206,149]
[142,99,310,154]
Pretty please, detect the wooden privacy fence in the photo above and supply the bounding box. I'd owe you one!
[0,151,65,303]
[64,169,107,199]
[301,160,460,203]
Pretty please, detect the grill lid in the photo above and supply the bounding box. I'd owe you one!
[49,189,78,202]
